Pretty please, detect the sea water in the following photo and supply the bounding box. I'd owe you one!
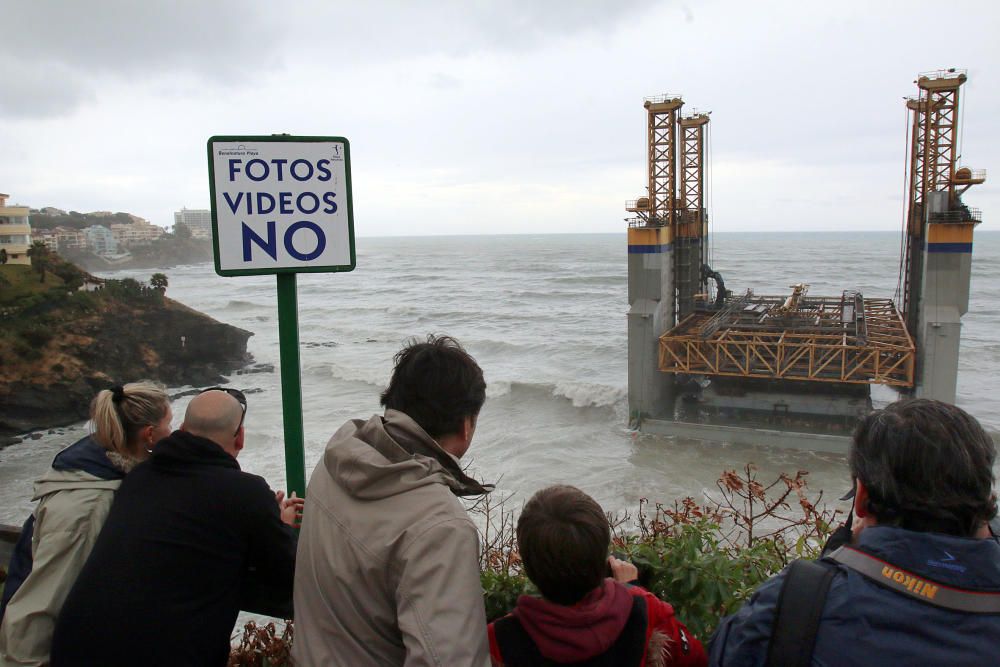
[2,231,999,525]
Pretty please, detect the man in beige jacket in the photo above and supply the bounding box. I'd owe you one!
[292,335,493,666]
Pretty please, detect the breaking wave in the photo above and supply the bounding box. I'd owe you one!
[488,380,625,409]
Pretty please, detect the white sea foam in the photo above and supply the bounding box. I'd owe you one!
[326,362,389,390]
[487,381,512,398]
[552,381,627,408]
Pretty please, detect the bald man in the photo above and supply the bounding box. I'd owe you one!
[50,388,300,667]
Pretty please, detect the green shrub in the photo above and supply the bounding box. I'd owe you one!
[63,291,98,314]
[14,294,44,312]
[103,278,148,301]
[50,261,85,290]
[617,519,784,638]
[481,569,533,623]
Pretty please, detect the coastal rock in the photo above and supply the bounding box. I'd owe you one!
[0,294,252,436]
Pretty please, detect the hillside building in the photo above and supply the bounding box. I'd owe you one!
[0,193,32,265]
[53,226,87,251]
[31,228,60,251]
[110,217,165,247]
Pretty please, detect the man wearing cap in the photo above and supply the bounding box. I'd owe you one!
[50,387,302,667]
[292,335,494,666]
[709,399,1000,666]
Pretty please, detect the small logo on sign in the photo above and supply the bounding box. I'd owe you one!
[217,147,259,157]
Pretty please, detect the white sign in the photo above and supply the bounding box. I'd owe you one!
[208,136,355,276]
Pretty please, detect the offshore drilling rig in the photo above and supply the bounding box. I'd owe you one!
[626,70,985,451]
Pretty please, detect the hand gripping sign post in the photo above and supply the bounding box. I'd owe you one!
[207,135,355,496]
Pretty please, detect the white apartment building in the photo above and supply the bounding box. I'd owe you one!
[174,207,212,239]
[0,193,33,265]
[84,225,119,256]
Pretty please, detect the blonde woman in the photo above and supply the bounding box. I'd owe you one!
[0,381,172,666]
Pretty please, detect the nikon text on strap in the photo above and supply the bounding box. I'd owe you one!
[827,546,1000,613]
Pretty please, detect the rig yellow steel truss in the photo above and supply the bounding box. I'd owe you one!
[643,95,683,226]
[658,295,915,387]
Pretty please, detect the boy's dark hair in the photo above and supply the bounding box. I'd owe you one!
[380,335,486,438]
[517,485,610,605]
[851,398,997,537]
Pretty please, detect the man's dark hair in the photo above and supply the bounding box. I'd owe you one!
[850,398,997,537]
[516,485,610,605]
[380,335,486,438]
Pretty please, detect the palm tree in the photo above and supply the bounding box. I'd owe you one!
[27,241,51,283]
[150,273,169,293]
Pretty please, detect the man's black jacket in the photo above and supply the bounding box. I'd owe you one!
[50,430,296,667]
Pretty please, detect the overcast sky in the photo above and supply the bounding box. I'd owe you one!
[2,1,997,235]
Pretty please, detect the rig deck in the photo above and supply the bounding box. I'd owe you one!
[658,291,915,387]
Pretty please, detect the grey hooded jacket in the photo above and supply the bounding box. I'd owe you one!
[292,409,491,666]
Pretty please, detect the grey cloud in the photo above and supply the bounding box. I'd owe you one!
[1,0,660,119]
[460,0,665,50]
[5,1,277,73]
[271,0,665,62]
[7,0,661,75]
[0,59,94,119]
[1,0,281,118]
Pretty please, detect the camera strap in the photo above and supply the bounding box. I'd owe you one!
[827,546,1000,613]
[765,558,836,667]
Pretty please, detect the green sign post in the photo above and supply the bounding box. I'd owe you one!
[207,135,355,495]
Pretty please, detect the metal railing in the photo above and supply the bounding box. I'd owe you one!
[627,217,665,229]
[930,208,981,223]
[643,94,683,105]
[681,109,710,120]
[918,68,967,80]
[954,168,986,181]
[699,291,752,339]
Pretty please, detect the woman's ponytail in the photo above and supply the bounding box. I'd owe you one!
[90,380,169,459]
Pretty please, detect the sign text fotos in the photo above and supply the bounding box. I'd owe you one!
[208,136,355,276]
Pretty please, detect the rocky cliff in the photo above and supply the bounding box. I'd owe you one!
[0,264,252,437]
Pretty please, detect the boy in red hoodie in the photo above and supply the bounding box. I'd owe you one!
[488,485,707,666]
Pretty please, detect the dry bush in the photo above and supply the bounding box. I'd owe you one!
[228,621,293,667]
